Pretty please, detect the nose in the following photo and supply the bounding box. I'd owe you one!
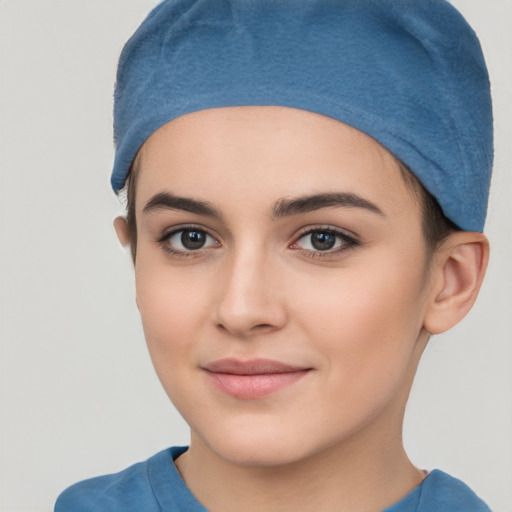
[213,247,288,338]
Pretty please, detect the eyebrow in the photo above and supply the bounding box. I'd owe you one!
[272,192,384,218]
[143,192,222,218]
[142,191,384,219]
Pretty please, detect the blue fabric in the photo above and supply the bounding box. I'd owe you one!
[55,446,492,511]
[112,0,493,232]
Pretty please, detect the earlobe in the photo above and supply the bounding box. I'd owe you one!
[113,216,130,247]
[423,232,489,335]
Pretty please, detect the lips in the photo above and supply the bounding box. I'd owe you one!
[202,358,312,399]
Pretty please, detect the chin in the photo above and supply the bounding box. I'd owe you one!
[191,415,346,469]
[211,438,311,468]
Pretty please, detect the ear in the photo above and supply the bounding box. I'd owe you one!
[113,216,130,247]
[423,232,489,335]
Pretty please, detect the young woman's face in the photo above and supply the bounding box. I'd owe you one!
[132,106,434,467]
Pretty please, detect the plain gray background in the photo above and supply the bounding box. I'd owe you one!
[0,1,510,511]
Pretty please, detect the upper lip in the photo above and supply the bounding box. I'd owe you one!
[202,358,311,375]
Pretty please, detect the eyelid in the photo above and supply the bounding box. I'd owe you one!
[155,223,359,260]
[290,225,360,257]
[157,224,220,256]
[293,224,358,241]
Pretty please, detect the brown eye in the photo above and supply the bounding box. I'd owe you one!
[310,231,337,251]
[163,228,218,252]
[293,228,358,255]
[180,230,207,250]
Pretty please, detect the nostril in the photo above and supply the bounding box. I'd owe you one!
[216,322,275,336]
[253,323,275,331]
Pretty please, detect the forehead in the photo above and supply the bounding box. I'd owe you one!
[134,106,419,219]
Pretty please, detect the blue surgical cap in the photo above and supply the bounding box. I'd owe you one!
[113,0,493,232]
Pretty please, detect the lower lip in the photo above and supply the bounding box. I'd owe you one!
[204,370,310,399]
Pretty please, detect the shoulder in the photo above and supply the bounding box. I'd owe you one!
[54,448,180,512]
[417,470,492,512]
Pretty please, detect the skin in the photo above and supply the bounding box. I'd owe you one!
[115,106,488,512]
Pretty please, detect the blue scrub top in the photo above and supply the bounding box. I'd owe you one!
[55,446,492,511]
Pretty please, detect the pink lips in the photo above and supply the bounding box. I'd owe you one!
[202,358,311,399]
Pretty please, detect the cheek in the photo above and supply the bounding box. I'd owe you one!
[292,253,428,401]
[135,262,209,377]
[134,262,222,425]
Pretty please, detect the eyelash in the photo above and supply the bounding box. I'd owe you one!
[157,224,219,258]
[156,225,359,259]
[290,226,359,259]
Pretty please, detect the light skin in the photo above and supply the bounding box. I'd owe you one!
[115,106,488,512]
